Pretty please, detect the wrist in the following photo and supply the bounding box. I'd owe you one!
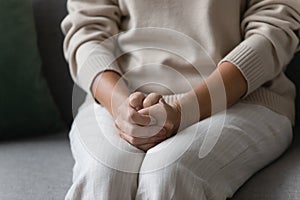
[173,94,201,131]
[171,101,181,118]
[171,101,182,133]
[91,70,130,116]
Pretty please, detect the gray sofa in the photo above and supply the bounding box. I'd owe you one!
[1,0,299,199]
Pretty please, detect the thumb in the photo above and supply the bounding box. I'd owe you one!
[129,92,145,110]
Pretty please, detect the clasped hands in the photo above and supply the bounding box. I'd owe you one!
[113,92,181,152]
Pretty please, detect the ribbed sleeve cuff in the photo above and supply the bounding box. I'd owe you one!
[75,41,122,95]
[219,35,272,97]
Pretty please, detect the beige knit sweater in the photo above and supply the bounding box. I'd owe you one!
[61,0,300,124]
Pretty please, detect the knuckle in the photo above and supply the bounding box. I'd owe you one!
[127,110,136,121]
[139,146,146,151]
[129,92,145,107]
[149,93,161,100]
[148,92,157,96]
[129,137,136,144]
[144,93,159,106]
[131,92,143,99]
[131,138,140,145]
[135,91,144,97]
[164,122,173,130]
[155,93,163,99]
[129,92,138,100]
[129,96,137,105]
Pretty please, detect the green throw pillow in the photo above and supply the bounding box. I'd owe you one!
[0,0,64,138]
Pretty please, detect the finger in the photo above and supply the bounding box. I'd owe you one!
[119,131,166,146]
[127,109,156,126]
[117,121,167,139]
[116,119,165,138]
[143,93,162,108]
[138,101,163,115]
[129,92,145,110]
[119,131,148,145]
[138,103,167,127]
[137,143,158,152]
[138,98,168,115]
[131,124,165,138]
[115,106,153,126]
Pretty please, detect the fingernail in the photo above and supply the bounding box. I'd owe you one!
[135,106,141,111]
[160,128,166,134]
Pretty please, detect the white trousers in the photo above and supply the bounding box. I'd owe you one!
[65,101,292,200]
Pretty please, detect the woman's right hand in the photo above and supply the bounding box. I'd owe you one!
[92,71,166,151]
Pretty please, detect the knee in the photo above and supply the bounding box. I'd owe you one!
[66,160,115,200]
[67,129,142,199]
[72,158,118,188]
[136,164,177,200]
[136,163,214,200]
[68,159,138,200]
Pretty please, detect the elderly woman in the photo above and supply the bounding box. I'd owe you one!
[61,0,300,199]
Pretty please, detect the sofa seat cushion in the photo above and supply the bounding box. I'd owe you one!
[231,127,300,200]
[0,132,73,200]
[1,128,300,200]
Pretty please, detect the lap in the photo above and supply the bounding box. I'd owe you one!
[71,101,292,177]
[68,99,292,200]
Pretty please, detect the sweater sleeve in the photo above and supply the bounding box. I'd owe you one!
[61,0,122,95]
[219,0,300,97]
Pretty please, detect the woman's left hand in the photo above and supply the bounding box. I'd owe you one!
[118,94,181,152]
[130,98,181,152]
[137,98,181,148]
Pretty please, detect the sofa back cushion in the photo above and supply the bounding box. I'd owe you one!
[286,52,300,126]
[0,0,64,138]
[32,0,78,126]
